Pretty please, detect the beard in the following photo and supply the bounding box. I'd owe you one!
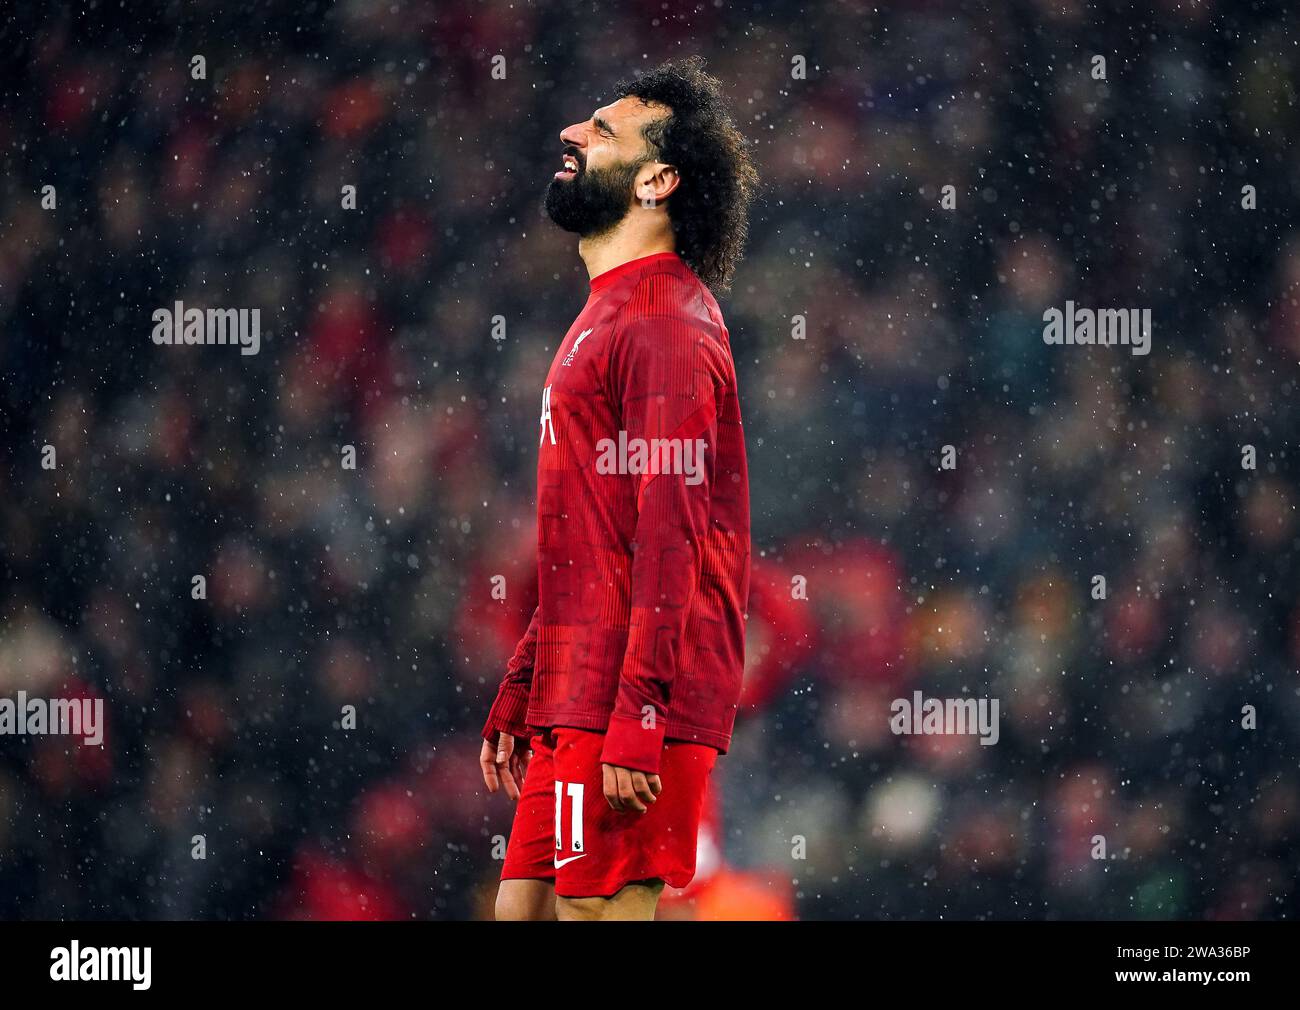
[544,156,645,237]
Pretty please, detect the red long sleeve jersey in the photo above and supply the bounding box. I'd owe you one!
[483,251,751,774]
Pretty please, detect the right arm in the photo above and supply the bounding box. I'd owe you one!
[479,607,539,800]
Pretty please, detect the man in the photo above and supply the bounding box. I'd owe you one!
[479,55,758,921]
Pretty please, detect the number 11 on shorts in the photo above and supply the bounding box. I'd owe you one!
[554,781,584,852]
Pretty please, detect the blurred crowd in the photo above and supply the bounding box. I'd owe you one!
[1,0,1298,920]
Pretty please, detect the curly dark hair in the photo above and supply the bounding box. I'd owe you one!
[612,55,759,293]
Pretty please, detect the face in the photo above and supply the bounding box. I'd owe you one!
[544,96,668,237]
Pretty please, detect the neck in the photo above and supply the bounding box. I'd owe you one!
[578,215,675,282]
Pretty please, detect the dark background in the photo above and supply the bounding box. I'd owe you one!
[1,0,1298,920]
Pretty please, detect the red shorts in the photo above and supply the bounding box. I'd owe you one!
[500,728,717,899]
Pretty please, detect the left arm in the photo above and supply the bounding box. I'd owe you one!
[599,306,721,805]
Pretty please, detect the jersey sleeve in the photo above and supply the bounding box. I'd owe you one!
[599,288,723,773]
[481,606,538,744]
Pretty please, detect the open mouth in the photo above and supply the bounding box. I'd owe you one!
[554,152,580,180]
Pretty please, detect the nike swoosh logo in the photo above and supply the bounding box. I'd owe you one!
[554,853,589,869]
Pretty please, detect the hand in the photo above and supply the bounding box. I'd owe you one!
[602,763,662,814]
[481,732,531,801]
